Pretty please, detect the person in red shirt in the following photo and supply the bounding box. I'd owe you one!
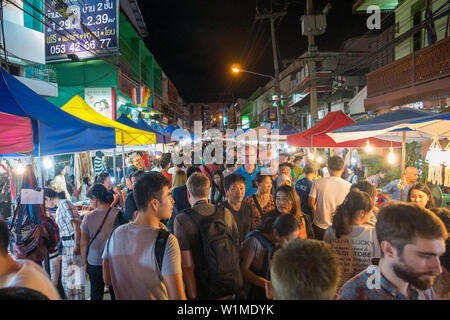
[140,152,151,169]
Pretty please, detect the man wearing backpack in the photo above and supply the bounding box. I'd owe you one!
[102,172,186,300]
[174,172,243,300]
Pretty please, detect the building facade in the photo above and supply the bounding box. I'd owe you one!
[0,0,58,97]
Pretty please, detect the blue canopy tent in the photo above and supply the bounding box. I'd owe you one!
[137,119,169,144]
[116,114,166,144]
[273,123,300,135]
[165,124,181,135]
[0,68,116,156]
[327,108,437,200]
[151,122,169,136]
[327,108,434,143]
[406,111,450,137]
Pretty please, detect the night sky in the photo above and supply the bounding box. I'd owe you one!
[137,0,369,102]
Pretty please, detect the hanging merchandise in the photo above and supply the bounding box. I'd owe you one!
[444,141,450,187]
[10,165,60,264]
[426,137,445,186]
[0,161,14,218]
[445,167,450,188]
[73,152,94,190]
[94,151,107,178]
[425,137,444,165]
[428,165,443,185]
[443,141,450,167]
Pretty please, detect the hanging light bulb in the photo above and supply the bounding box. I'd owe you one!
[16,163,25,175]
[316,156,324,164]
[388,147,396,164]
[43,157,53,169]
[308,153,315,161]
[365,140,373,153]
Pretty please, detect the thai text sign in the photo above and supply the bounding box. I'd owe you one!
[45,0,119,62]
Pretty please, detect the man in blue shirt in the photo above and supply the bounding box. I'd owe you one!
[382,167,418,201]
[232,146,263,200]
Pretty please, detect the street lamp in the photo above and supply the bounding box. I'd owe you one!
[231,64,280,129]
[231,64,275,80]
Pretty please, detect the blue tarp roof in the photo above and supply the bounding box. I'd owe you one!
[137,119,169,144]
[327,108,436,143]
[280,124,300,136]
[116,114,164,144]
[0,68,116,156]
[151,122,169,136]
[331,108,433,133]
[165,124,181,134]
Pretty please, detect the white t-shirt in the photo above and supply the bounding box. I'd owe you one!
[102,223,182,300]
[168,167,176,175]
[0,259,60,300]
[309,176,351,229]
[324,225,381,288]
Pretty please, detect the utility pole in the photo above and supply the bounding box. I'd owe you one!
[256,10,287,130]
[306,0,319,123]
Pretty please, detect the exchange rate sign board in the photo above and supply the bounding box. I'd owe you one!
[45,0,119,62]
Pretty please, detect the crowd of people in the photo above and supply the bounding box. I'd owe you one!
[0,145,449,301]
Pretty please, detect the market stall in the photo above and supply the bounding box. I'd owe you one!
[137,119,170,144]
[61,95,156,179]
[287,111,402,148]
[327,108,449,202]
[0,68,117,156]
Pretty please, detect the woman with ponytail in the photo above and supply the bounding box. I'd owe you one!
[44,188,85,300]
[323,189,381,289]
[80,184,121,300]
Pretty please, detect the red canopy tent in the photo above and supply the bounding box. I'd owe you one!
[287,111,401,148]
[0,112,34,154]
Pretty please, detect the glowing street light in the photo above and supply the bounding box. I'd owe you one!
[232,65,241,73]
[231,64,275,80]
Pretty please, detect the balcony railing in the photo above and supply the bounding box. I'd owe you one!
[367,37,450,98]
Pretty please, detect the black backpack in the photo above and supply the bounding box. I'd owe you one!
[188,206,243,299]
[245,230,277,280]
[243,230,277,300]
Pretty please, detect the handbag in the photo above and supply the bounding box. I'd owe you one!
[10,166,58,264]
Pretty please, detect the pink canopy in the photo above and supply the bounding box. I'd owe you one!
[0,112,34,154]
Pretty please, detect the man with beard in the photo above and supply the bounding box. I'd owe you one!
[338,202,447,300]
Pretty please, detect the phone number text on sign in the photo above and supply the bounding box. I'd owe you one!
[45,0,119,62]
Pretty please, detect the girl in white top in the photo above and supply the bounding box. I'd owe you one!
[324,189,381,290]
